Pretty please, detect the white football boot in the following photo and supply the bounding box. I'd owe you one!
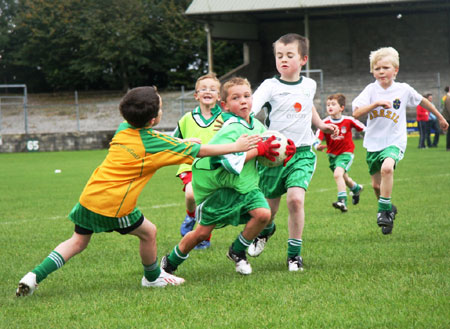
[227,246,252,275]
[141,269,185,287]
[16,272,38,297]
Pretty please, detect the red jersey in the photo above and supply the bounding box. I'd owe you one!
[416,105,429,121]
[317,115,365,155]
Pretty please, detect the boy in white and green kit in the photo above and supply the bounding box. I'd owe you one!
[353,47,448,234]
[162,77,295,275]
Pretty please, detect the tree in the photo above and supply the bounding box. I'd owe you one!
[2,0,243,91]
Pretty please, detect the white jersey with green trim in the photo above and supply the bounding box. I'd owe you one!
[352,80,422,152]
[251,76,317,147]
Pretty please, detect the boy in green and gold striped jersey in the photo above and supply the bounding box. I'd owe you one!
[16,86,260,296]
[174,73,223,249]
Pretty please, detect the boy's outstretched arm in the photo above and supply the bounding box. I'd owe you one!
[197,134,261,157]
[420,97,449,132]
[353,100,391,119]
[311,106,339,137]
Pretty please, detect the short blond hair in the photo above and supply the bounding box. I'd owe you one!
[369,47,399,73]
[195,72,221,91]
[220,77,251,101]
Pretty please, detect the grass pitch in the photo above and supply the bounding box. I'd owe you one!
[1,137,449,329]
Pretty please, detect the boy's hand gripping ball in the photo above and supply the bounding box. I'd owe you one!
[257,130,289,167]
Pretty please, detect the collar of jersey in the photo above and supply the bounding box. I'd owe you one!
[192,104,222,124]
[329,116,344,124]
[222,112,255,129]
[275,75,303,85]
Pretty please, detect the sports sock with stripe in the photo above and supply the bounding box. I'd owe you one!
[143,260,161,282]
[167,245,189,267]
[337,191,347,205]
[32,251,66,283]
[259,222,275,237]
[378,197,392,211]
[287,239,302,259]
[231,233,252,253]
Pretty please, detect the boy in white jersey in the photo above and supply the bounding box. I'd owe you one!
[315,93,366,212]
[249,33,338,271]
[174,73,223,249]
[161,77,295,276]
[352,47,448,235]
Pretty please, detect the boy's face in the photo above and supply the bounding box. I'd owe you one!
[194,78,220,106]
[221,84,252,122]
[274,41,307,81]
[372,57,398,88]
[326,99,344,118]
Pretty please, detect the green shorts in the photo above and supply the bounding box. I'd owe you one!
[196,188,269,229]
[366,146,404,175]
[69,203,143,233]
[258,146,316,199]
[328,153,354,173]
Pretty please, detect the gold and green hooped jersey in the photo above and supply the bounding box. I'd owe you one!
[192,113,266,204]
[79,122,201,218]
[173,105,222,176]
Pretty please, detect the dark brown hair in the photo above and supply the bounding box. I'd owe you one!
[119,86,160,128]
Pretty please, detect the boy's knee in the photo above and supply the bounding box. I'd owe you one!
[333,171,343,180]
[380,165,394,176]
[259,208,271,224]
[372,181,380,190]
[287,195,304,211]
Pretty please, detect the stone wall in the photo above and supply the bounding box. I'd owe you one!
[0,131,116,153]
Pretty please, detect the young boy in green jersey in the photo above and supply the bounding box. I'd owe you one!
[16,86,261,296]
[161,77,296,276]
[174,73,223,249]
[249,33,338,271]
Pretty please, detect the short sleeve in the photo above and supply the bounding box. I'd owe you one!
[352,84,372,111]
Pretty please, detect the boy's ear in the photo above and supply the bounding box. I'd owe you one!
[220,100,227,109]
[300,55,308,66]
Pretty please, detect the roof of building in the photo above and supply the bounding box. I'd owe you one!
[185,0,424,15]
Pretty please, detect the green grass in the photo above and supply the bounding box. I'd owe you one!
[1,137,449,329]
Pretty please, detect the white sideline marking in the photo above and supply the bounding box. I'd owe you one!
[0,203,183,225]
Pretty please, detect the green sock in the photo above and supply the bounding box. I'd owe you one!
[337,192,347,205]
[287,239,302,258]
[350,183,360,193]
[32,251,65,283]
[260,222,275,237]
[378,197,392,211]
[167,245,189,267]
[143,261,161,282]
[232,233,252,253]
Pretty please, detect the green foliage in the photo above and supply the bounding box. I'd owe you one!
[0,138,449,328]
[0,0,242,92]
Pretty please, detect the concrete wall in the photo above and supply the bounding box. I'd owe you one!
[0,131,116,153]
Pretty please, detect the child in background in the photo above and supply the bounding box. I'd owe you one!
[249,33,338,271]
[161,77,295,276]
[16,86,260,296]
[174,73,223,249]
[353,47,448,235]
[314,93,366,212]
